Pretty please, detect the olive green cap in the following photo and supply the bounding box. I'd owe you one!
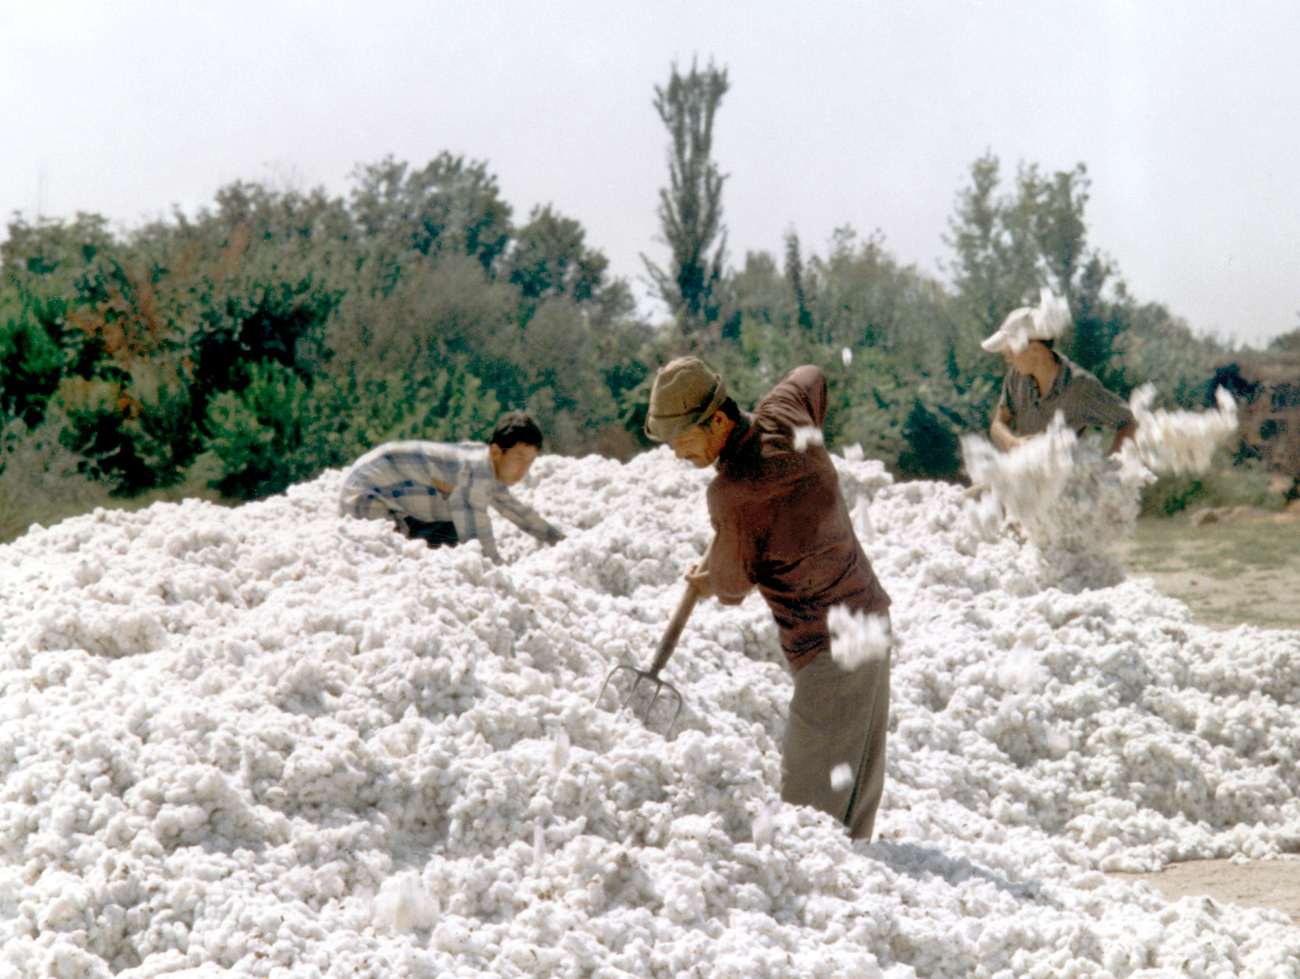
[645,356,727,442]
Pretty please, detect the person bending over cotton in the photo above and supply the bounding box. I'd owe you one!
[985,288,1138,455]
[338,411,565,564]
[646,357,892,841]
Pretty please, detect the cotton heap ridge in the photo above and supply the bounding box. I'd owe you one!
[1,446,1299,978]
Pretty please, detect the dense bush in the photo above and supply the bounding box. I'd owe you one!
[1140,452,1284,517]
[0,143,1237,541]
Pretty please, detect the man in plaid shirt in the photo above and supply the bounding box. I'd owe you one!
[338,412,565,563]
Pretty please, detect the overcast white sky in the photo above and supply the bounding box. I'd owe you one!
[2,0,1298,347]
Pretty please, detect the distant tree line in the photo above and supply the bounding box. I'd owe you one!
[0,60,1231,539]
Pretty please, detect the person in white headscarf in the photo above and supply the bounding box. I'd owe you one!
[983,289,1137,455]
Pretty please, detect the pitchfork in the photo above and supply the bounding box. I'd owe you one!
[597,581,700,737]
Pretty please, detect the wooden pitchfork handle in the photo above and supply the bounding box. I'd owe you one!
[645,581,701,678]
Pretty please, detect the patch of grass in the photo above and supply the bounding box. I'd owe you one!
[1128,517,1300,577]
[1123,515,1300,631]
[1139,455,1283,517]
[1126,522,1182,572]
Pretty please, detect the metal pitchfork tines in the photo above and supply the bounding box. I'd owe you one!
[597,582,700,737]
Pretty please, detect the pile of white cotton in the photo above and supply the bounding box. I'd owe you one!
[1,443,1298,978]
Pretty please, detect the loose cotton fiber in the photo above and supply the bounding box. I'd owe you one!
[1122,384,1238,476]
[827,605,892,670]
[961,413,1141,572]
[961,387,1238,584]
[373,872,439,934]
[830,763,854,792]
[792,425,825,452]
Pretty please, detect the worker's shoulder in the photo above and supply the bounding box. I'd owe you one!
[1054,353,1102,387]
[1055,356,1126,405]
[349,439,481,470]
[756,364,826,409]
[782,364,826,388]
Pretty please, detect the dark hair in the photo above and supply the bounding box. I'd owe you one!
[697,397,741,428]
[717,397,742,424]
[490,411,544,451]
[1038,339,1056,351]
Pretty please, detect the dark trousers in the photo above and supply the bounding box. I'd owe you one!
[396,515,460,549]
[781,617,892,841]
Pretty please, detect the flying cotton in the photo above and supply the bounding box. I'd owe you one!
[827,605,892,671]
[792,425,825,452]
[1122,383,1239,476]
[960,388,1240,585]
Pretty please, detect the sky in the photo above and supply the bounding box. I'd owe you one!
[1,0,1298,347]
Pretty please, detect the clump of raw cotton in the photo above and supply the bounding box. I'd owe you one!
[961,415,1143,586]
[827,605,892,670]
[1121,383,1239,476]
[961,412,1080,535]
[1,442,1299,978]
[792,425,825,452]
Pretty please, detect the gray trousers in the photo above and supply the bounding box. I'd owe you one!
[780,619,892,841]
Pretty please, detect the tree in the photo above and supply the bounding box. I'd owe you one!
[947,153,1127,376]
[644,59,730,339]
[350,154,514,276]
[945,153,1038,334]
[507,204,609,304]
[1008,162,1090,305]
[784,231,814,332]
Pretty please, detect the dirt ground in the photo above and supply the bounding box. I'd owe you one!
[1118,509,1300,631]
[1106,512,1300,921]
[1111,858,1300,923]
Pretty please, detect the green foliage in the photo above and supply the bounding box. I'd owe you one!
[200,361,325,499]
[645,58,730,337]
[191,270,341,397]
[945,154,1126,378]
[703,229,997,479]
[1140,452,1281,516]
[0,121,1239,534]
[945,154,1038,334]
[346,366,503,449]
[508,205,609,305]
[0,293,64,427]
[54,364,198,496]
[351,153,513,274]
[200,360,504,501]
[898,401,963,480]
[0,415,113,543]
[1106,290,1220,407]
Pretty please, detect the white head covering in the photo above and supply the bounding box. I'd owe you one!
[980,288,1072,354]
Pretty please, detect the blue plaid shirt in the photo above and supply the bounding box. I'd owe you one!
[338,440,561,562]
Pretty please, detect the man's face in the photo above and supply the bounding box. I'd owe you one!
[1002,341,1040,374]
[490,442,539,486]
[670,413,730,468]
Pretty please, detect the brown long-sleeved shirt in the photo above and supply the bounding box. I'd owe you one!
[706,365,891,673]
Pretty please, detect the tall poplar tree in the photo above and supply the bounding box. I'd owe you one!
[644,59,729,339]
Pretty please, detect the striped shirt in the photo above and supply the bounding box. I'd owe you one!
[338,440,561,563]
[998,353,1133,437]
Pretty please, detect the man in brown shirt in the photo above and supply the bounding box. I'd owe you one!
[646,357,892,840]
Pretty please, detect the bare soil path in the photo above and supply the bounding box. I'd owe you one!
[1112,858,1300,923]
[1118,512,1300,631]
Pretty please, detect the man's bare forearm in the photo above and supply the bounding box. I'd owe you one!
[1110,420,1138,456]
[989,418,1022,452]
